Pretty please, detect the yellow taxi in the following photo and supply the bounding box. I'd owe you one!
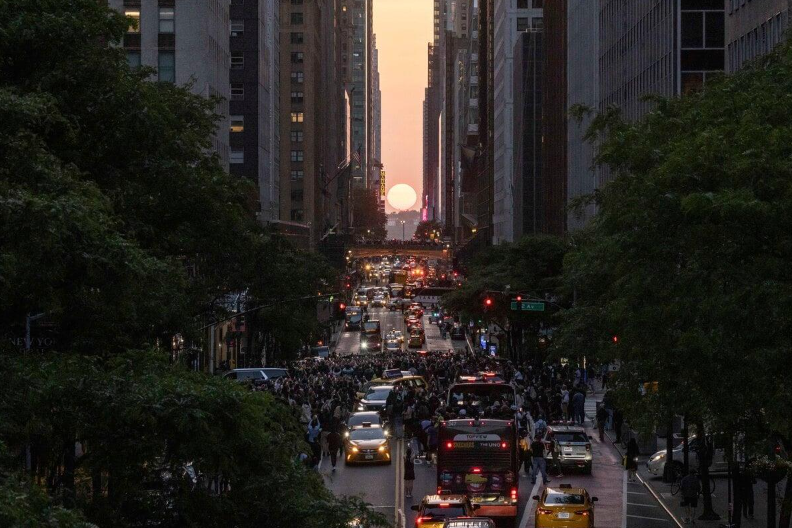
[533,485,598,528]
[411,495,477,528]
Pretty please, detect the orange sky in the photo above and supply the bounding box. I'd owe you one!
[375,0,433,212]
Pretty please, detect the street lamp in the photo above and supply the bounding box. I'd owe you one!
[400,220,406,241]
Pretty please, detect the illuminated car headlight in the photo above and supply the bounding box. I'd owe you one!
[344,431,350,438]
[378,446,387,453]
[361,342,367,349]
[351,446,359,453]
[650,452,666,463]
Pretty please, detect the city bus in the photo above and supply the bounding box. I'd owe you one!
[437,418,519,522]
[360,319,382,351]
[446,379,518,411]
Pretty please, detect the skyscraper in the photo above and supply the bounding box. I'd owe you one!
[491,0,542,243]
[726,0,790,72]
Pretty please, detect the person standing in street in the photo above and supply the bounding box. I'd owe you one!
[596,404,608,442]
[614,409,624,445]
[327,428,342,472]
[625,438,639,482]
[530,434,551,485]
[404,447,416,498]
[572,390,585,424]
[739,472,755,519]
[549,436,564,477]
[680,470,701,524]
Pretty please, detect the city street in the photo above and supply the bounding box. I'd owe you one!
[323,290,661,528]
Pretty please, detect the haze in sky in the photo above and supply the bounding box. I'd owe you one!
[375,0,433,212]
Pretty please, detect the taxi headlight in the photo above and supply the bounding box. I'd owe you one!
[361,342,368,349]
[344,431,350,438]
[351,446,359,453]
[378,445,387,453]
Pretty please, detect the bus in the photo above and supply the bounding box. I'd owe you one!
[345,306,363,330]
[446,379,518,411]
[360,319,382,351]
[437,418,519,522]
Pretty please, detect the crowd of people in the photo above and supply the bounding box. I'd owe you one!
[256,345,600,483]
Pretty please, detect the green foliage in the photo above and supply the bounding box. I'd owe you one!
[351,188,387,240]
[0,352,384,528]
[0,475,95,528]
[414,220,444,242]
[560,43,792,440]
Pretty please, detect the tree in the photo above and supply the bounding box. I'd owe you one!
[0,352,384,528]
[351,188,387,240]
[443,235,567,359]
[562,43,792,522]
[414,220,444,242]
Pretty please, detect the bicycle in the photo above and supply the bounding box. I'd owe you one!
[670,473,717,497]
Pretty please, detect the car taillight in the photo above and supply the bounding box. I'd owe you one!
[537,508,553,515]
[510,488,518,500]
[575,510,590,516]
[416,517,433,525]
[472,468,482,473]
[446,442,453,449]
[501,442,508,448]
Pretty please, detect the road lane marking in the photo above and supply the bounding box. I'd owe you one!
[626,514,669,521]
[518,479,541,528]
[627,491,647,495]
[635,471,684,528]
[622,471,628,528]
[628,502,658,507]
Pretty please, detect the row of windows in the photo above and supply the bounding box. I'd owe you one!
[124,8,174,34]
[128,50,175,82]
[728,12,787,71]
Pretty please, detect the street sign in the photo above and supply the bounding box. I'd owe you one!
[510,300,546,312]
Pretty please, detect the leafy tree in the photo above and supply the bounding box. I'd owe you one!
[414,220,444,242]
[443,236,567,360]
[0,352,384,528]
[351,188,387,240]
[561,42,792,521]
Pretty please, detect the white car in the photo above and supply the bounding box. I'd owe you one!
[646,435,729,476]
[371,295,386,307]
[384,339,401,352]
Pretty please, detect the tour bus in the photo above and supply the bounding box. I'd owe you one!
[437,418,520,522]
[345,306,364,330]
[446,378,518,411]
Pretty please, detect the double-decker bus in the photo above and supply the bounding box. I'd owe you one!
[436,418,519,522]
[446,378,518,412]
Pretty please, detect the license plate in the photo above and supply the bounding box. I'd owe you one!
[365,455,374,460]
[564,447,573,452]
[557,512,570,519]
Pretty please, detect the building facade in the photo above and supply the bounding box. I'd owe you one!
[513,29,544,238]
[726,0,790,72]
[229,0,280,223]
[566,0,598,230]
[491,0,542,243]
[599,0,724,185]
[541,0,566,236]
[116,0,231,168]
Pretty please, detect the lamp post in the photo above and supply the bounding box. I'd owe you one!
[400,220,406,241]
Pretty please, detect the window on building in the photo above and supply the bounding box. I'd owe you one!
[291,150,304,162]
[291,130,304,142]
[159,8,175,33]
[291,71,304,83]
[705,12,724,48]
[291,0,304,4]
[532,17,544,29]
[291,112,304,123]
[681,11,704,48]
[291,52,304,64]
[231,83,244,100]
[291,91,304,104]
[291,12,304,25]
[231,20,244,37]
[517,0,529,7]
[290,209,304,221]
[127,51,141,69]
[291,170,304,180]
[158,51,175,83]
[231,52,244,69]
[532,0,543,7]
[291,32,304,44]
[230,149,245,164]
[291,189,304,202]
[230,115,244,133]
[517,18,529,32]
[125,9,140,33]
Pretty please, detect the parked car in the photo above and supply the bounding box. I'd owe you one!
[222,368,289,385]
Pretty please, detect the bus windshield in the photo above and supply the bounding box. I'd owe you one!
[448,383,516,409]
[363,321,380,333]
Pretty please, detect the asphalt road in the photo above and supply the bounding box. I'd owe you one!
[323,293,651,528]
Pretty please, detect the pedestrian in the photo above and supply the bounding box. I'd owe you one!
[614,409,624,445]
[404,447,416,498]
[680,470,701,524]
[549,436,564,477]
[625,438,639,482]
[738,472,755,519]
[534,415,547,438]
[572,390,585,424]
[327,428,342,471]
[530,434,550,485]
[426,421,438,466]
[596,404,608,442]
[561,386,570,421]
[519,429,532,477]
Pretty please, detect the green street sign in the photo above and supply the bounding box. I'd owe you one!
[510,300,546,312]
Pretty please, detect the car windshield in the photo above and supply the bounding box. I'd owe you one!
[544,493,585,505]
[349,428,386,441]
[554,432,589,443]
[237,371,263,380]
[365,387,392,400]
[423,506,466,518]
[363,321,379,332]
[348,414,379,427]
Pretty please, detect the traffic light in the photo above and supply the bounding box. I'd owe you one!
[339,302,346,311]
[346,282,351,289]
[333,301,347,320]
[516,295,522,301]
[484,297,493,309]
